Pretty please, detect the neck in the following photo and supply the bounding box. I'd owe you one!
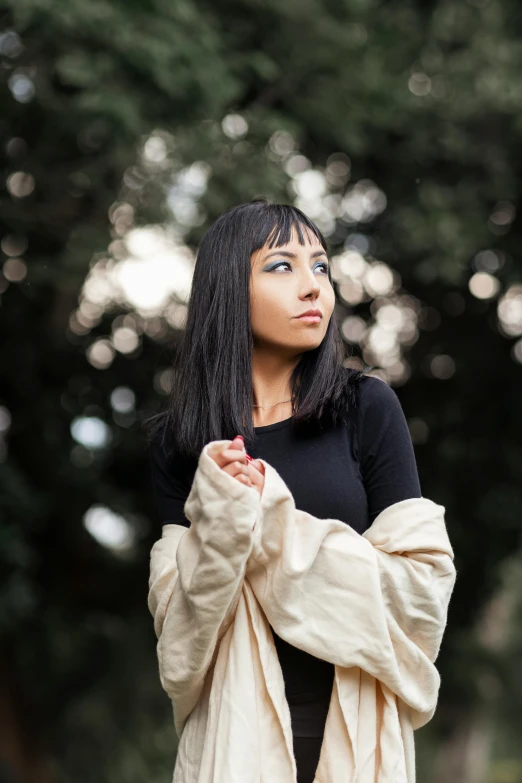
[251,349,301,424]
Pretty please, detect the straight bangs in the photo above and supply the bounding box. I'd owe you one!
[143,199,371,462]
[249,202,327,255]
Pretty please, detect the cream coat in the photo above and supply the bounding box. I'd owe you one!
[148,439,457,782]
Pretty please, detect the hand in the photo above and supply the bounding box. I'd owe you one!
[245,454,265,499]
[210,436,265,498]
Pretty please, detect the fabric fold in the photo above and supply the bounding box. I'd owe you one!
[148,439,457,782]
[247,458,456,729]
[148,439,261,740]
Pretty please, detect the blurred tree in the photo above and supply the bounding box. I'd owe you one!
[1,0,522,780]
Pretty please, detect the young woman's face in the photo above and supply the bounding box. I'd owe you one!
[250,225,336,355]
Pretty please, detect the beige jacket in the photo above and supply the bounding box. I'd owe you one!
[148,439,457,783]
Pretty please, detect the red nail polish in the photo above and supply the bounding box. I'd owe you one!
[246,454,253,462]
[236,435,244,441]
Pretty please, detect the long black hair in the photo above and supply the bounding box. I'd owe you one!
[143,198,372,461]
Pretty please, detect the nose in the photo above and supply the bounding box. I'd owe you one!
[301,278,320,301]
[301,267,321,294]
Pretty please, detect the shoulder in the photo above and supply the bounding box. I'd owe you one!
[147,431,172,483]
[352,374,410,459]
[356,373,403,418]
[146,412,182,468]
[147,424,198,481]
[147,421,182,480]
[147,421,167,459]
[358,373,401,401]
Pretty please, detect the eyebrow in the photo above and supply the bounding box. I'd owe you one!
[263,249,328,261]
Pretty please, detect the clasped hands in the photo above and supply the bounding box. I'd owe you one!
[209,435,265,498]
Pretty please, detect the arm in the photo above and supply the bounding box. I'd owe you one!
[356,375,422,522]
[147,436,193,527]
[246,408,456,728]
[148,439,260,738]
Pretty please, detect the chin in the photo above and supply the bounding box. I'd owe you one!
[294,336,325,350]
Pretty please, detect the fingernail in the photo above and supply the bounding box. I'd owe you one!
[246,454,253,462]
[235,435,244,441]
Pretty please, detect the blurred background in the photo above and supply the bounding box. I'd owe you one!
[1,0,522,781]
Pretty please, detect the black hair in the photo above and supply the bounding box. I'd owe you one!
[143,198,373,461]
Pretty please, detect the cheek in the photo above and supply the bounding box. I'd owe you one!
[322,279,334,303]
[250,278,336,332]
[314,280,336,319]
[250,281,288,328]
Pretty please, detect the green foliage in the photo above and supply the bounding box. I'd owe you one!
[1,0,522,779]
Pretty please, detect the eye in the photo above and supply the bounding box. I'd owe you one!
[270,261,329,274]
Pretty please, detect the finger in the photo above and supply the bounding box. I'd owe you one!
[249,458,264,475]
[246,461,261,479]
[214,447,247,469]
[231,466,252,486]
[256,459,265,474]
[222,460,250,479]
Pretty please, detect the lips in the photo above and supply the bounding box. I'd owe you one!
[296,310,322,318]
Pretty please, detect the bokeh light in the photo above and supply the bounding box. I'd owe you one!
[83,505,135,553]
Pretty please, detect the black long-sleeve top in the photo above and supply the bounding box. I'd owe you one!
[147,373,422,737]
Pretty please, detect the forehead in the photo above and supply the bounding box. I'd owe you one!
[253,223,323,260]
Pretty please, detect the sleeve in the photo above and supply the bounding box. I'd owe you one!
[356,376,422,523]
[147,439,261,738]
[148,436,192,528]
[247,461,457,729]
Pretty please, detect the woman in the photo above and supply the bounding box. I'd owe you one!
[146,199,424,782]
